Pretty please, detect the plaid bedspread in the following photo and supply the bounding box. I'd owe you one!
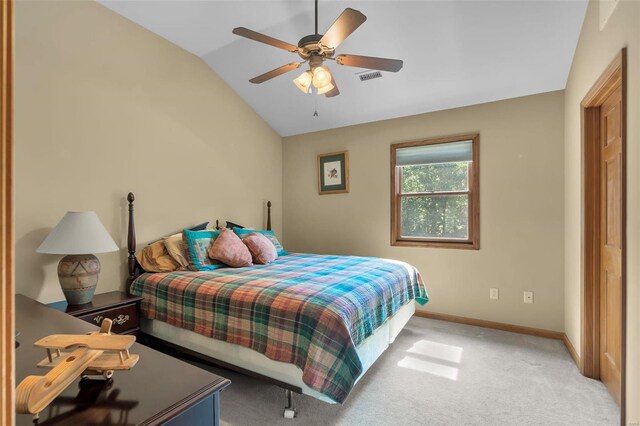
[130,253,428,403]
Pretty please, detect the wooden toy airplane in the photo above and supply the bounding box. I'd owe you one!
[15,318,139,419]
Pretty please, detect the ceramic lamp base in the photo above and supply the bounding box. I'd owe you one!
[57,254,100,305]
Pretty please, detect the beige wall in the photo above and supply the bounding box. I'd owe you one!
[563,0,639,422]
[283,91,565,332]
[14,1,282,303]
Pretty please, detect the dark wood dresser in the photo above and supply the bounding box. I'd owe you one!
[15,294,231,425]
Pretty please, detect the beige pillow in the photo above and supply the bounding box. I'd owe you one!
[163,233,189,269]
[136,240,181,273]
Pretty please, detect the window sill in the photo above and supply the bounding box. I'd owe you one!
[391,239,479,250]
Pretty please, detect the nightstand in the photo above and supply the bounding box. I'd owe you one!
[48,291,143,335]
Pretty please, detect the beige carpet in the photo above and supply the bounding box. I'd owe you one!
[187,316,618,426]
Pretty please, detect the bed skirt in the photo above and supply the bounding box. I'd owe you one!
[141,301,416,404]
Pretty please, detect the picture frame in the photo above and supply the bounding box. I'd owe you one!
[317,150,349,195]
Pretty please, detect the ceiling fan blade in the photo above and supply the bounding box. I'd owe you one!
[325,81,340,98]
[319,8,367,50]
[249,62,303,84]
[232,27,299,53]
[335,54,403,72]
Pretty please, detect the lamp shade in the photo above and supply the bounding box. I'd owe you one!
[37,211,119,255]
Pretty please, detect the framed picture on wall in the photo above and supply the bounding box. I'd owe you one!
[317,151,349,195]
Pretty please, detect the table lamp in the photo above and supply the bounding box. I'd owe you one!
[37,211,119,305]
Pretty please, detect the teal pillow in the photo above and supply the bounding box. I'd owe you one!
[233,228,287,256]
[182,229,222,271]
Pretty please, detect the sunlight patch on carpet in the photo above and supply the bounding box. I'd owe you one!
[407,339,463,363]
[397,356,459,380]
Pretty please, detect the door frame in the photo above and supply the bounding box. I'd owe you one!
[0,0,13,424]
[580,48,626,421]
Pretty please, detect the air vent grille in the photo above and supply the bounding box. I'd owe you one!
[358,71,383,82]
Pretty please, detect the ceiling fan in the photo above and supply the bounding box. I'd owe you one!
[232,0,403,98]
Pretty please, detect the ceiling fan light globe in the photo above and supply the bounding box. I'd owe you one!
[316,82,335,95]
[293,71,313,94]
[312,66,332,89]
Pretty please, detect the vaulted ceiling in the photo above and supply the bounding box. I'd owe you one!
[99,1,587,136]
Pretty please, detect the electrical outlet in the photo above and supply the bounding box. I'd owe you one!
[490,288,499,300]
[524,291,534,304]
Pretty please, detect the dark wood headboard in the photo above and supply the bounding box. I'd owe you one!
[125,192,272,294]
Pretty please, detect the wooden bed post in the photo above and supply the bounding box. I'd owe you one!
[126,192,136,294]
[267,201,271,231]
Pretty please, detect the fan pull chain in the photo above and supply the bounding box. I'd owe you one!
[313,97,319,117]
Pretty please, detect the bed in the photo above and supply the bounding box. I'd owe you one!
[124,193,428,411]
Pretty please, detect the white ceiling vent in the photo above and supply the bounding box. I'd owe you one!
[357,71,383,82]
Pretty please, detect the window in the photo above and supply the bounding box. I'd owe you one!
[391,134,479,249]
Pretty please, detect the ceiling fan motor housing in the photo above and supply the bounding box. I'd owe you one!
[297,34,334,60]
[308,54,324,69]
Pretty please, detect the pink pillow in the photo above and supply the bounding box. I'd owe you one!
[207,228,253,268]
[243,232,278,264]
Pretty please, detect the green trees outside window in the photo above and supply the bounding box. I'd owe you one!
[400,162,469,239]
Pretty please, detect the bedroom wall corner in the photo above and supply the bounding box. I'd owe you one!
[563,0,640,422]
[283,90,565,333]
[14,0,283,303]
